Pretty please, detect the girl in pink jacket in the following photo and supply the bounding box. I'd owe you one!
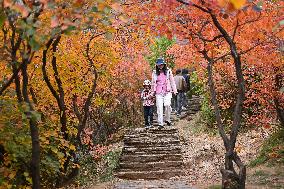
[151,58,177,128]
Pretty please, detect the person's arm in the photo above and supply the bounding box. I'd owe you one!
[169,70,177,94]
[145,92,151,100]
[149,91,155,100]
[141,91,146,100]
[151,71,156,94]
[182,77,187,91]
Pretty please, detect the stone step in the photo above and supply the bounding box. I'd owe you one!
[125,132,179,138]
[189,101,201,104]
[152,123,177,127]
[187,109,200,114]
[187,107,200,110]
[120,154,182,162]
[119,160,183,171]
[115,169,185,180]
[124,133,179,139]
[124,143,181,150]
[123,143,182,149]
[128,128,178,135]
[122,149,181,155]
[188,102,201,105]
[124,135,179,141]
[124,139,180,145]
[152,118,179,122]
[119,161,183,171]
[188,107,200,111]
[124,139,180,147]
[123,145,181,151]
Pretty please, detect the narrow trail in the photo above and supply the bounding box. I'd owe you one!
[111,96,202,189]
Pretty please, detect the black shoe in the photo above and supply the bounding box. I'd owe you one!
[158,125,164,129]
[165,121,172,126]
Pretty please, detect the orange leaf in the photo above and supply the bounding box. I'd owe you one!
[3,0,13,8]
[51,16,59,28]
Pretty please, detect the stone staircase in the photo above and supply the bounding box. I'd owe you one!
[186,95,202,118]
[115,95,202,180]
[115,127,183,180]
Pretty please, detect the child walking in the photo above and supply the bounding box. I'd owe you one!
[141,79,155,128]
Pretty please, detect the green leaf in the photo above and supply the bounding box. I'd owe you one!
[51,146,58,154]
[57,151,65,159]
[51,27,61,38]
[26,177,32,184]
[0,12,6,28]
[273,20,284,32]
[103,6,111,14]
[101,18,111,26]
[92,6,98,12]
[31,111,41,122]
[29,37,40,51]
[23,172,29,177]
[64,26,76,35]
[26,27,36,37]
[104,32,113,40]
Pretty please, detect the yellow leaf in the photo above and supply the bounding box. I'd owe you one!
[51,147,58,154]
[69,145,76,151]
[118,15,128,23]
[23,172,29,177]
[8,171,16,179]
[72,163,80,168]
[230,0,246,9]
[26,177,32,184]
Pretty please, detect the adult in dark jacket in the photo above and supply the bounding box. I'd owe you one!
[182,68,190,107]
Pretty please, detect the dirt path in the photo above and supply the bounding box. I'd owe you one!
[177,112,283,188]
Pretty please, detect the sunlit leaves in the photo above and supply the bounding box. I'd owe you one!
[218,0,246,10]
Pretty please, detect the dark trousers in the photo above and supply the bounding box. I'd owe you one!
[143,106,154,126]
[173,92,183,114]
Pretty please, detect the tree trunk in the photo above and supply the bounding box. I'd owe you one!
[22,61,41,189]
[274,73,284,127]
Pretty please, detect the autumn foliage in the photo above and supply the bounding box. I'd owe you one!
[0,0,283,188]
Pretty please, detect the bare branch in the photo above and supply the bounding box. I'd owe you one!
[233,13,261,40]
[199,34,223,42]
[240,42,262,55]
[0,63,23,95]
[176,0,210,13]
[232,19,240,41]
[42,38,61,103]
[212,51,231,63]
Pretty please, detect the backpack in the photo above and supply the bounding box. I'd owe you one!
[183,74,190,91]
[176,76,186,92]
